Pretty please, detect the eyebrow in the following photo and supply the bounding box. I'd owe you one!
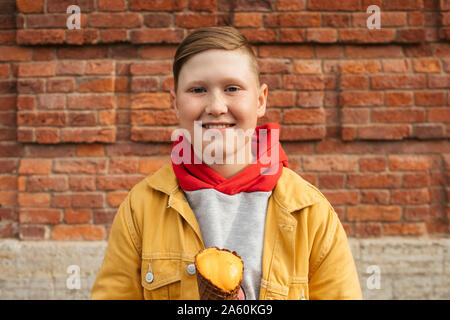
[185,77,246,87]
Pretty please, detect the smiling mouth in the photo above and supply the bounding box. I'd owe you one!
[202,124,236,129]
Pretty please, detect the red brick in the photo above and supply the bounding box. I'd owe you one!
[131,126,181,142]
[65,209,92,224]
[318,174,345,188]
[428,75,450,89]
[16,30,65,45]
[57,47,108,60]
[17,111,66,127]
[47,78,75,93]
[37,94,65,109]
[389,155,432,171]
[234,13,262,27]
[17,96,35,111]
[56,61,85,75]
[17,0,44,13]
[240,29,277,43]
[352,12,407,27]
[277,0,306,10]
[68,176,96,191]
[279,29,306,43]
[382,59,411,73]
[372,109,425,123]
[27,176,68,192]
[89,13,142,28]
[428,108,450,122]
[129,0,187,10]
[340,76,368,90]
[85,61,115,75]
[67,94,114,109]
[93,209,116,224]
[359,157,387,172]
[358,125,411,140]
[26,14,71,28]
[293,60,321,74]
[415,91,446,106]
[175,13,217,28]
[344,45,403,58]
[17,62,56,78]
[66,29,99,45]
[279,125,326,141]
[346,173,402,188]
[130,29,184,44]
[98,0,126,11]
[19,225,46,240]
[340,60,381,74]
[47,0,96,13]
[18,193,50,208]
[0,47,32,62]
[403,173,430,188]
[101,29,128,43]
[339,92,383,107]
[361,190,390,204]
[36,128,60,144]
[283,108,326,124]
[296,92,324,107]
[323,190,358,205]
[347,205,402,221]
[283,75,325,90]
[77,78,115,92]
[68,112,96,127]
[384,222,427,235]
[412,124,446,139]
[53,159,107,174]
[267,91,295,108]
[308,0,360,10]
[61,128,116,143]
[19,209,62,224]
[385,92,413,106]
[18,159,52,175]
[303,155,358,172]
[397,29,426,43]
[51,225,105,240]
[322,14,350,27]
[339,29,396,43]
[412,58,442,72]
[99,110,116,126]
[370,75,426,89]
[392,189,430,204]
[341,108,370,124]
[130,62,172,75]
[259,45,314,58]
[107,191,128,207]
[353,222,382,237]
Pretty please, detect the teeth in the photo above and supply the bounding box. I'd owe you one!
[203,124,234,129]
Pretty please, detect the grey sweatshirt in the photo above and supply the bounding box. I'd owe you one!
[184,188,272,300]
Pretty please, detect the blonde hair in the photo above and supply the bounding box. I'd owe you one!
[172,26,260,93]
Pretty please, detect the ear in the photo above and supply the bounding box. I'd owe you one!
[256,83,268,118]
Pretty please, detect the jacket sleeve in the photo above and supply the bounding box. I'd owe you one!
[91,193,144,300]
[308,202,362,300]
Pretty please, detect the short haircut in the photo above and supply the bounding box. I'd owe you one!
[172,26,260,93]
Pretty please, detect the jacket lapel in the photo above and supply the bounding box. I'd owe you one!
[145,163,204,248]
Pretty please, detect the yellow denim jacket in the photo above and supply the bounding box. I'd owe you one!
[91,163,362,300]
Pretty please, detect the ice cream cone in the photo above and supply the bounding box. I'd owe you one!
[194,247,244,300]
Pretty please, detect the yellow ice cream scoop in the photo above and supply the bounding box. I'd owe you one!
[195,247,244,300]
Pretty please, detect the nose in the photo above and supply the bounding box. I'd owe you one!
[205,89,228,116]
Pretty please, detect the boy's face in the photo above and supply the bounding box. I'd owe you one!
[171,48,268,163]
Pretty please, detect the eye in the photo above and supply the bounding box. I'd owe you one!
[226,86,240,92]
[190,87,205,94]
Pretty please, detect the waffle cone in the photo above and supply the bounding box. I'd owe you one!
[195,247,243,300]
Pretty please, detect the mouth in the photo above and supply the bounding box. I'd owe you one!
[201,123,236,129]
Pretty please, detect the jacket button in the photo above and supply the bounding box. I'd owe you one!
[145,272,154,283]
[186,263,196,275]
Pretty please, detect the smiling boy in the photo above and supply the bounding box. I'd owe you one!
[91,26,362,300]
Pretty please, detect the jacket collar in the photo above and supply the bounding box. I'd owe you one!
[146,163,321,213]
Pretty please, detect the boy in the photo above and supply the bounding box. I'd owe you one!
[91,26,362,300]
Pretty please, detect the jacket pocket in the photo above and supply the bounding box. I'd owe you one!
[141,258,182,300]
[288,276,309,300]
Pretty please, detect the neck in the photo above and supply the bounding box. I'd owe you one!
[199,142,256,179]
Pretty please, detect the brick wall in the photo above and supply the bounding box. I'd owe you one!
[0,0,449,243]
